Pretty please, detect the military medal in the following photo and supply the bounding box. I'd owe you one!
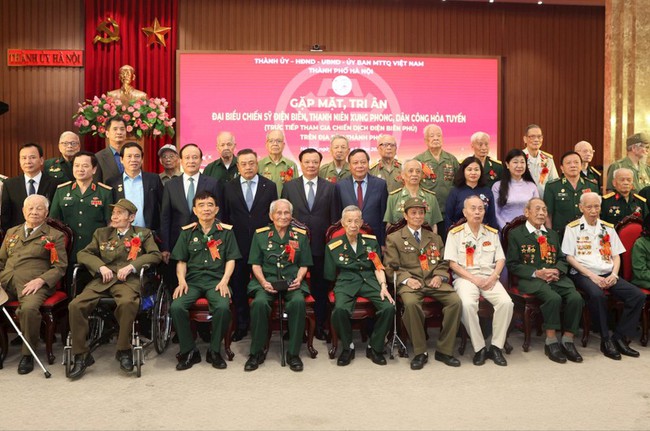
[367,250,385,270]
[207,238,222,260]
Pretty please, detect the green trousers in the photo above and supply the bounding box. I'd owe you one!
[250,289,306,356]
[519,277,583,334]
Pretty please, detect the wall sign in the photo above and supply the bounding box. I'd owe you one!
[7,49,84,67]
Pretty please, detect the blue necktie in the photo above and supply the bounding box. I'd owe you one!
[187,177,195,211]
[307,181,315,210]
[414,230,420,244]
[245,180,254,211]
[28,179,36,196]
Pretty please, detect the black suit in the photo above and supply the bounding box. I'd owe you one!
[94,147,121,184]
[106,171,163,232]
[222,175,278,330]
[1,173,60,231]
[282,176,340,329]
[336,174,388,245]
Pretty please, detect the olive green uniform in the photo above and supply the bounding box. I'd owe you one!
[369,159,403,193]
[414,149,459,215]
[600,191,648,226]
[631,236,650,288]
[259,156,299,196]
[44,156,74,182]
[607,156,650,192]
[203,156,239,184]
[319,161,350,184]
[384,187,442,228]
[481,157,503,188]
[248,225,312,356]
[543,177,598,235]
[581,166,602,190]
[170,221,241,355]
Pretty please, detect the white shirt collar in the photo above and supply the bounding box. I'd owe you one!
[240,174,258,184]
[183,172,200,183]
[25,171,43,182]
[525,221,547,234]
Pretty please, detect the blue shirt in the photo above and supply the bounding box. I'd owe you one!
[352,175,368,200]
[444,184,498,231]
[123,172,145,227]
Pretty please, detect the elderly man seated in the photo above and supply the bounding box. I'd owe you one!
[244,199,312,372]
[325,205,395,367]
[602,168,648,226]
[0,194,67,374]
[67,199,161,379]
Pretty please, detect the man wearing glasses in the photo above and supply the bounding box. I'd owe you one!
[606,133,650,192]
[45,131,81,182]
[370,134,402,193]
[259,129,299,196]
[574,141,601,190]
[522,124,559,199]
[158,144,181,186]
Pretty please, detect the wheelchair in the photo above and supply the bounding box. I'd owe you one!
[62,263,172,377]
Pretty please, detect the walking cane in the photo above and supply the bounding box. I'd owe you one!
[271,254,290,367]
[386,263,408,359]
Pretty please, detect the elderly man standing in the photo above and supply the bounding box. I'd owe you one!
[45,131,80,182]
[203,131,240,183]
[574,141,601,189]
[370,134,402,193]
[259,129,299,195]
[563,192,645,360]
[158,144,181,186]
[522,124,559,198]
[67,199,161,379]
[445,196,513,366]
[0,194,67,374]
[602,168,648,226]
[506,198,584,363]
[470,131,502,188]
[319,135,350,183]
[607,133,650,192]
[384,197,462,369]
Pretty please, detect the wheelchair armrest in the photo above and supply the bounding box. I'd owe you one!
[71,264,85,297]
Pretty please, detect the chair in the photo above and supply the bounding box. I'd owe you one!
[0,218,73,368]
[188,299,236,360]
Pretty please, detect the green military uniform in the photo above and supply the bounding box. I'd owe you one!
[50,181,113,260]
[581,166,602,190]
[69,226,162,355]
[631,235,650,288]
[248,224,312,357]
[505,223,583,334]
[259,156,299,195]
[384,226,461,356]
[369,159,403,193]
[159,170,181,186]
[543,177,598,235]
[600,191,648,226]
[318,161,350,184]
[0,223,67,356]
[324,233,395,354]
[607,156,650,192]
[44,156,74,182]
[203,156,239,184]
[481,157,503,188]
[170,221,241,355]
[384,187,443,228]
[414,149,459,215]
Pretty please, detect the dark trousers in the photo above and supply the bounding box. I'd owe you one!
[231,259,252,330]
[570,272,645,340]
[249,289,306,356]
[310,255,329,329]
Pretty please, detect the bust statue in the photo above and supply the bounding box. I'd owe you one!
[107,64,147,103]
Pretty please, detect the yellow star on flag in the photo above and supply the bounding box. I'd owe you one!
[141,18,171,47]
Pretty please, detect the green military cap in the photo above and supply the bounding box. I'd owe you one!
[110,198,138,214]
[626,132,650,149]
[403,197,427,212]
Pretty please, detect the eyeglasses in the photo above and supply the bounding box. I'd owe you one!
[378,143,396,148]
[160,153,178,160]
[267,139,284,144]
[527,135,543,140]
[60,141,80,147]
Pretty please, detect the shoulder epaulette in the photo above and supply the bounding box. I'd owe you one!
[603,192,616,199]
[421,188,436,195]
[567,219,581,228]
[182,222,198,231]
[57,180,73,189]
[219,222,233,230]
[541,150,554,158]
[256,226,271,233]
[328,239,343,250]
[389,187,402,195]
[585,177,598,185]
[369,161,379,170]
[98,182,112,190]
[491,158,502,165]
[634,194,647,203]
[361,234,377,240]
[449,224,464,234]
[590,166,602,176]
[291,227,307,235]
[601,220,614,228]
[484,224,498,233]
[547,178,561,185]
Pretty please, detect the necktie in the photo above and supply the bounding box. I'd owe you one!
[245,180,254,210]
[414,230,420,244]
[307,181,315,211]
[118,232,124,240]
[25,227,33,238]
[187,177,195,211]
[114,151,124,174]
[356,180,364,210]
[28,179,35,196]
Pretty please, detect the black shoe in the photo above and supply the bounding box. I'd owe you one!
[489,346,508,366]
[561,342,583,363]
[286,352,304,372]
[410,353,428,370]
[68,353,95,379]
[206,349,227,369]
[544,342,567,364]
[115,349,134,372]
[232,328,247,342]
[434,351,461,367]
[472,347,488,366]
[600,340,622,360]
[244,353,264,371]
[613,337,640,357]
[365,346,387,365]
[17,355,33,375]
[337,349,355,366]
[176,348,202,371]
[314,327,327,341]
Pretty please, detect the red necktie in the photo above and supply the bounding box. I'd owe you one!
[356,180,364,210]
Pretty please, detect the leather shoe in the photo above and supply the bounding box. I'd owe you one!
[472,347,487,366]
[337,349,355,366]
[600,340,622,360]
[68,353,95,379]
[613,337,640,357]
[115,349,134,372]
[232,328,247,342]
[206,349,226,369]
[544,342,567,364]
[176,348,202,370]
[244,353,264,371]
[489,346,508,366]
[434,351,461,367]
[286,352,304,372]
[561,342,583,363]
[365,346,387,365]
[410,353,428,370]
[17,355,33,375]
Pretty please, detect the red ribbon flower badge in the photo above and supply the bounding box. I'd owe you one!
[41,237,59,263]
[489,169,497,180]
[536,234,549,260]
[419,253,429,271]
[284,244,296,263]
[124,235,142,261]
[421,163,437,180]
[600,232,612,260]
[281,167,294,183]
[465,245,475,267]
[207,238,222,260]
[368,251,385,270]
[539,166,550,184]
[327,176,337,184]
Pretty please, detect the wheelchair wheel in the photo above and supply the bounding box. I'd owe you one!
[63,333,72,378]
[152,282,172,354]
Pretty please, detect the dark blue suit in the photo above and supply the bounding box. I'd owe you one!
[336,174,388,245]
[106,171,163,233]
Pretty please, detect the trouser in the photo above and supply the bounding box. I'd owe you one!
[249,289,306,356]
[231,259,251,330]
[399,285,461,355]
[69,283,139,355]
[453,279,514,352]
[7,283,51,356]
[570,272,645,340]
[309,255,329,329]
[520,278,583,334]
[169,284,231,355]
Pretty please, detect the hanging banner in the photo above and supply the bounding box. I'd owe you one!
[7,49,84,67]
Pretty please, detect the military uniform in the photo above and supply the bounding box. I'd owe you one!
[170,221,241,356]
[601,192,648,226]
[481,157,503,188]
[384,187,443,228]
[318,161,350,184]
[44,156,73,182]
[607,156,650,192]
[369,159,403,193]
[69,226,161,355]
[523,148,559,198]
[505,222,583,334]
[248,224,312,357]
[50,181,113,260]
[581,166,602,190]
[324,233,395,354]
[444,223,513,353]
[259,156,299,195]
[543,177,599,235]
[203,156,239,184]
[384,226,460,356]
[414,149,459,215]
[159,170,181,186]
[632,235,650,288]
[0,223,67,356]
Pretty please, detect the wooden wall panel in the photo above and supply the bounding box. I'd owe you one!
[0,0,84,177]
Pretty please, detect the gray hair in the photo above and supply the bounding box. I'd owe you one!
[470,131,490,144]
[59,131,80,143]
[423,124,442,138]
[401,159,422,173]
[579,192,602,205]
[330,135,349,146]
[463,195,484,209]
[613,167,633,180]
[24,194,49,210]
[266,129,285,141]
[341,205,362,219]
[269,198,293,216]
